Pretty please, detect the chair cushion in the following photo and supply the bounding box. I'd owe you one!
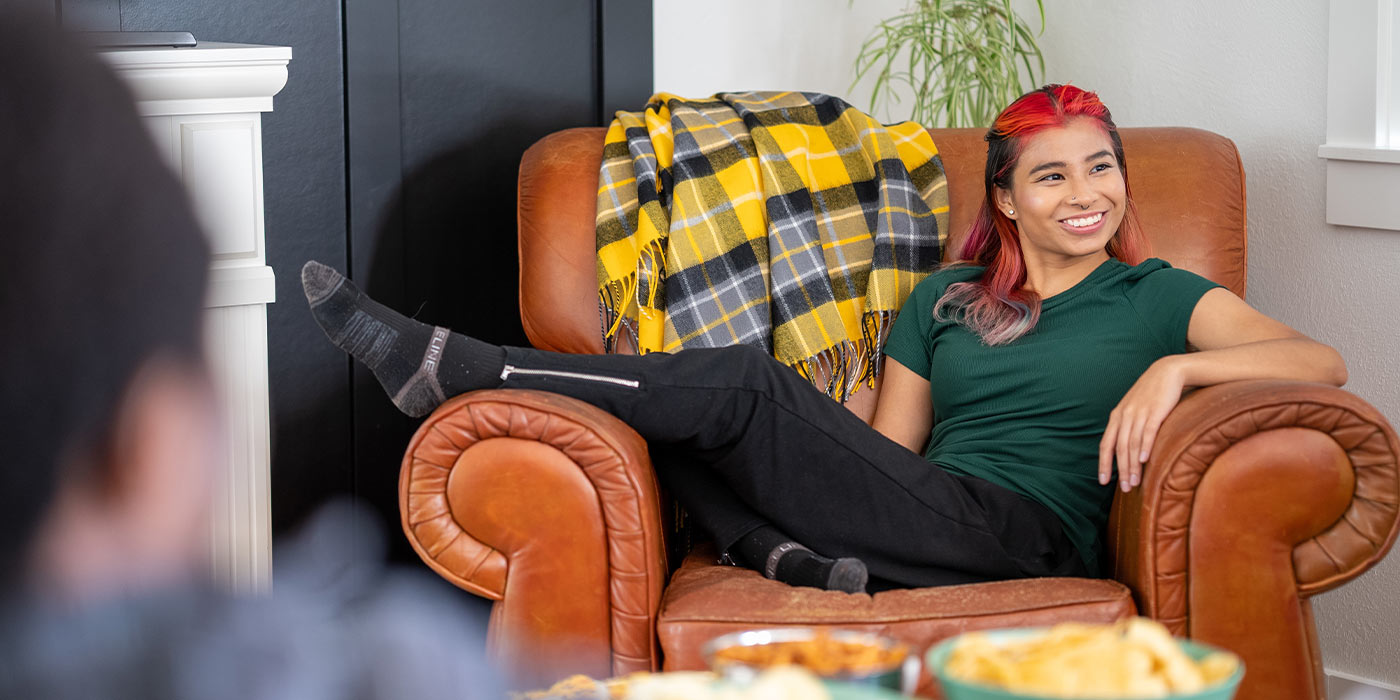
[657,548,1136,694]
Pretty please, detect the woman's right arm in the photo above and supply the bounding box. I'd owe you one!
[872,358,935,454]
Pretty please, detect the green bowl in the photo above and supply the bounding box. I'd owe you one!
[926,628,1244,700]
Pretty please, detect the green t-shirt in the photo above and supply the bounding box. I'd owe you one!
[883,257,1222,575]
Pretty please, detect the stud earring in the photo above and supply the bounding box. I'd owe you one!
[1006,209,1015,216]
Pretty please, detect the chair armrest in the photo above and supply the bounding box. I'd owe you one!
[1106,380,1399,700]
[399,388,668,684]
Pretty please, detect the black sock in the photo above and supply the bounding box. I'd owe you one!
[731,525,868,594]
[301,261,506,417]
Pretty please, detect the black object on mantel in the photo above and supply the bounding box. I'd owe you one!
[82,31,196,48]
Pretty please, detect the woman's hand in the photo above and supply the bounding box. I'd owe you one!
[1098,356,1186,493]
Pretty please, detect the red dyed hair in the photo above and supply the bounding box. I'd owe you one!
[934,84,1149,345]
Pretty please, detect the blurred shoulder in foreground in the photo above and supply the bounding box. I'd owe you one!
[0,12,500,699]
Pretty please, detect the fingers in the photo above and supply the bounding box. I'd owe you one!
[1116,413,1134,492]
[1103,405,1152,493]
[1138,417,1162,481]
[1126,412,1148,490]
[1099,360,1185,494]
[1099,410,1119,486]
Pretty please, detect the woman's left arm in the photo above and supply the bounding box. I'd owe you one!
[1098,288,1348,492]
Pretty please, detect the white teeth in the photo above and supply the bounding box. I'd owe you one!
[1064,212,1103,227]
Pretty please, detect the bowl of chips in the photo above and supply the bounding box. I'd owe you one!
[926,618,1243,699]
[703,628,919,694]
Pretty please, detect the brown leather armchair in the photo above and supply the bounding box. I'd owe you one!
[398,127,1400,699]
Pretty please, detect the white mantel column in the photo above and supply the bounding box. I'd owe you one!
[103,42,291,592]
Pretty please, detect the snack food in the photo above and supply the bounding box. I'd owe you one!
[512,674,611,700]
[515,672,719,700]
[625,667,829,700]
[709,629,908,677]
[516,668,837,700]
[941,618,1240,697]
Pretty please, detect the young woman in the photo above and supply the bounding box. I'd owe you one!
[302,85,1345,594]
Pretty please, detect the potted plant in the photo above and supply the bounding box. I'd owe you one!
[853,0,1046,128]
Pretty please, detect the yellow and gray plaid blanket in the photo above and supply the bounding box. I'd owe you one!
[595,91,949,400]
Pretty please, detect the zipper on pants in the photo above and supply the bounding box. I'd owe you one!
[499,364,640,389]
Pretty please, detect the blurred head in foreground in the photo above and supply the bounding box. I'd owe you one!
[0,13,216,600]
[0,15,504,700]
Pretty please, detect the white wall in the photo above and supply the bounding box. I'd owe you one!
[653,0,906,117]
[656,0,1400,689]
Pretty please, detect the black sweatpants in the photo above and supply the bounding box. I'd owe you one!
[499,343,1089,588]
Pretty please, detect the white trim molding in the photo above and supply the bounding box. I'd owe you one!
[1320,0,1400,230]
[1327,669,1400,700]
[102,43,290,117]
[103,43,290,593]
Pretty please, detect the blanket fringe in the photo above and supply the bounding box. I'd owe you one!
[862,309,895,385]
[600,238,666,353]
[790,310,898,403]
[598,279,632,354]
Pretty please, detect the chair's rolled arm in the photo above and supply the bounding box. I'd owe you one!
[1106,380,1399,700]
[399,389,668,683]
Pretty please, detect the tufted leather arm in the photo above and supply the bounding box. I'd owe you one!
[1107,380,1400,700]
[399,389,668,687]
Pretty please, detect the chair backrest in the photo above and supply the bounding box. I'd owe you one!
[516,126,1247,361]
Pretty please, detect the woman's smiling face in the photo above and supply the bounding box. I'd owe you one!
[994,117,1127,269]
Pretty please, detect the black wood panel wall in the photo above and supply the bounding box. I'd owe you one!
[52,0,653,560]
[346,0,653,561]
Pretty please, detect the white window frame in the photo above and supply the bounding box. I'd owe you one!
[1319,0,1400,231]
